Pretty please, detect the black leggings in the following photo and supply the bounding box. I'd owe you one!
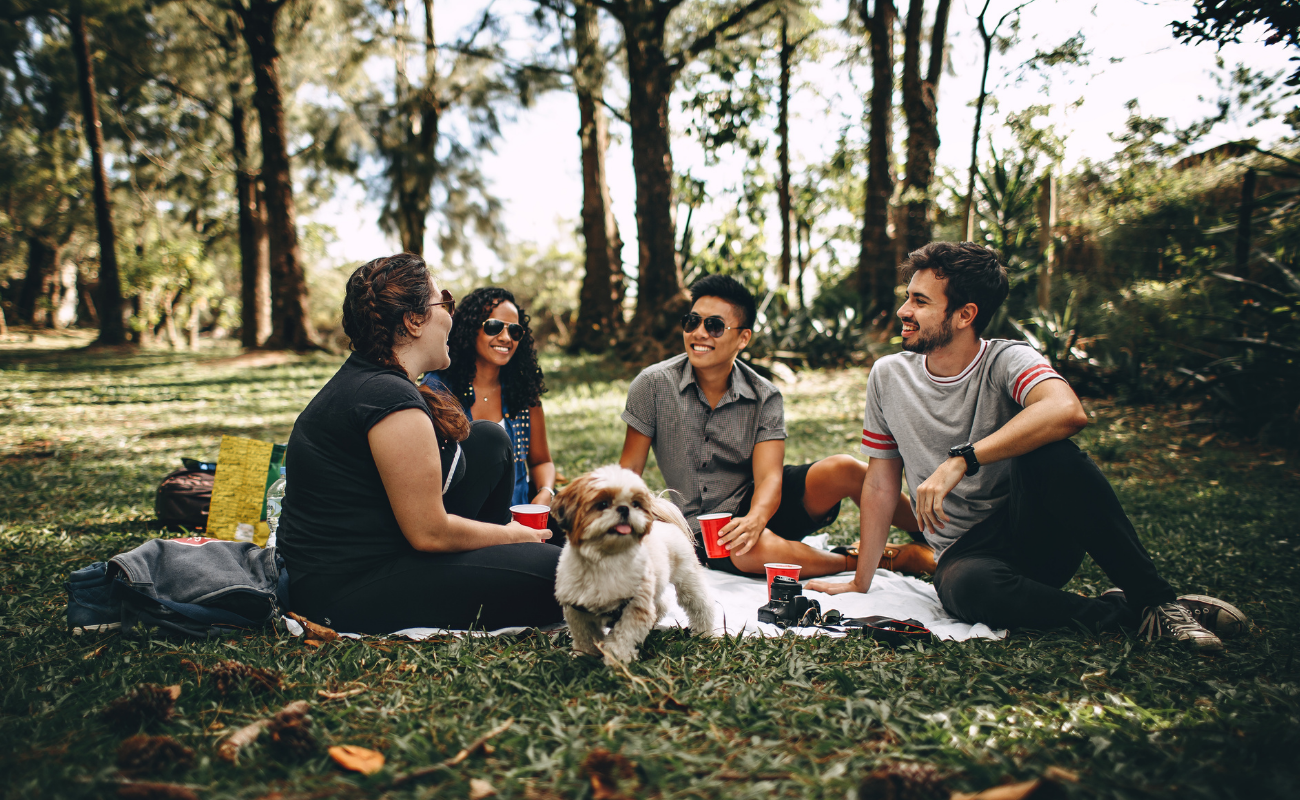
[290,421,563,633]
[933,439,1176,633]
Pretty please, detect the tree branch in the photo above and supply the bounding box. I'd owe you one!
[671,0,780,72]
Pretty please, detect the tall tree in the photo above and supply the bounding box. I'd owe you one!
[777,12,792,302]
[897,0,950,257]
[69,1,127,345]
[962,0,1032,241]
[231,0,317,351]
[593,0,780,341]
[855,0,897,322]
[570,0,625,352]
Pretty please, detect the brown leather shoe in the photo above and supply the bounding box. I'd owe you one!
[881,543,936,576]
[832,541,937,576]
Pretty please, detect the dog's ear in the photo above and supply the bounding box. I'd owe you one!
[550,482,577,535]
[649,494,695,543]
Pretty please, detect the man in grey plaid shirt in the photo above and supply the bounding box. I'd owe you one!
[618,275,921,577]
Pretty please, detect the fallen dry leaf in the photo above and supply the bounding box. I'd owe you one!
[469,778,497,799]
[317,687,366,700]
[288,612,338,641]
[950,776,1069,800]
[329,744,385,775]
[84,644,108,660]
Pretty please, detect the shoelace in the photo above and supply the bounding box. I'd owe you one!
[1138,603,1202,642]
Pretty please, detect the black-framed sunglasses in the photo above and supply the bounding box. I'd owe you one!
[427,289,455,316]
[482,318,525,341]
[681,312,745,338]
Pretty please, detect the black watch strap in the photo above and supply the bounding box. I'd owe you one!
[948,442,980,476]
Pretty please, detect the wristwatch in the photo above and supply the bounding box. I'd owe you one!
[948,442,980,476]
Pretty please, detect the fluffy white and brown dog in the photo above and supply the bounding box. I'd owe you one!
[551,465,715,666]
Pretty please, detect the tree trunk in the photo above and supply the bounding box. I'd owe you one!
[857,0,897,321]
[620,5,686,338]
[53,257,78,328]
[236,0,319,351]
[571,0,625,353]
[899,0,950,259]
[382,0,441,256]
[231,86,271,347]
[18,236,56,325]
[70,4,127,345]
[963,0,1015,241]
[778,13,792,304]
[1037,170,1056,309]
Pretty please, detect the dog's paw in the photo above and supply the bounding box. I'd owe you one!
[601,645,638,667]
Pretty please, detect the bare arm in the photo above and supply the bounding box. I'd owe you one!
[806,456,903,595]
[526,403,557,506]
[618,426,653,475]
[369,408,549,552]
[914,378,1087,534]
[719,438,784,557]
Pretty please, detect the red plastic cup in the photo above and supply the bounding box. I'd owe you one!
[765,563,801,595]
[511,504,550,529]
[697,513,732,558]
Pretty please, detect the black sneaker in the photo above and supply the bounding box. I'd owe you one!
[1177,595,1250,639]
[1138,602,1223,652]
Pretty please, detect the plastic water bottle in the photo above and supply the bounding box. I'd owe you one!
[265,466,286,548]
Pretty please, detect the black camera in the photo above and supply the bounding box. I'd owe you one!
[758,576,822,627]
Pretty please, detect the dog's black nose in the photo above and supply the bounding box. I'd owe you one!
[616,505,629,519]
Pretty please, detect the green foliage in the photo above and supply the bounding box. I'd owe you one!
[1,344,1299,798]
[1171,1,1300,85]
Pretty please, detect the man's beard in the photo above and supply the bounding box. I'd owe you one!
[900,313,956,354]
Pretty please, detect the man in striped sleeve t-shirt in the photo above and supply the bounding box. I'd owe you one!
[809,242,1247,651]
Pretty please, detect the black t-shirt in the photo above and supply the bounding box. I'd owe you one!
[278,354,465,577]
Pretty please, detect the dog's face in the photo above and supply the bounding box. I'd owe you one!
[552,466,657,556]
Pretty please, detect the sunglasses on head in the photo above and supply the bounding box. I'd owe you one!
[681,312,745,338]
[483,318,525,341]
[427,289,455,316]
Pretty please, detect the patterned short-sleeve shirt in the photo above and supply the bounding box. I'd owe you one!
[622,354,787,532]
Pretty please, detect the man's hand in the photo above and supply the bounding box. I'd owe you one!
[913,456,965,535]
[717,513,767,558]
[806,576,867,595]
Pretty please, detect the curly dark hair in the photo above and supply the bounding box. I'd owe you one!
[341,253,470,441]
[439,287,547,414]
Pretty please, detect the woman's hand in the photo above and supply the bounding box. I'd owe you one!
[806,577,867,595]
[505,520,552,543]
[530,488,554,507]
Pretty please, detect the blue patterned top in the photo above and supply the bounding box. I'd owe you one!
[421,372,532,506]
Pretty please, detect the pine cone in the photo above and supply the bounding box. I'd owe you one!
[116,735,194,776]
[267,703,317,760]
[859,761,947,800]
[103,685,181,729]
[207,660,283,695]
[581,748,637,800]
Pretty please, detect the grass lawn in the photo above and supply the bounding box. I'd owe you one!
[1,331,1298,799]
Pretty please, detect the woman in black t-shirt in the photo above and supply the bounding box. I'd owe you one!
[278,253,563,633]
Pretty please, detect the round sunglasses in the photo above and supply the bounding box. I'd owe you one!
[482,318,525,341]
[681,312,746,338]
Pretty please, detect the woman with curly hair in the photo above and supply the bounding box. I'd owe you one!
[276,254,562,633]
[422,287,556,509]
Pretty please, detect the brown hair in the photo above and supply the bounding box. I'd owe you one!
[341,253,471,442]
[900,242,1009,334]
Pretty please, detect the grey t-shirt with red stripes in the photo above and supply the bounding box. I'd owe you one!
[860,339,1064,557]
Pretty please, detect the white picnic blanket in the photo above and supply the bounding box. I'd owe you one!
[283,532,1005,642]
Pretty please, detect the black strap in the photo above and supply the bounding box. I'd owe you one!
[571,598,632,623]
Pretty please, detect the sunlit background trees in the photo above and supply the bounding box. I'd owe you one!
[1,0,1297,438]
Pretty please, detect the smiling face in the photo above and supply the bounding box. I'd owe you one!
[474,300,520,369]
[897,269,960,355]
[683,295,751,371]
[418,276,455,372]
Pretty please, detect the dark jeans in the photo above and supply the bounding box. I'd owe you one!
[933,439,1176,632]
[291,420,563,633]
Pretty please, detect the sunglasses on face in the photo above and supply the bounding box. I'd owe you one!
[681,312,745,338]
[483,318,525,341]
[427,289,456,316]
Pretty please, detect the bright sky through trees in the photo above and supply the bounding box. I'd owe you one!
[313,0,1293,272]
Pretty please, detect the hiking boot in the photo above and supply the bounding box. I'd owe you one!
[1177,595,1250,639]
[1138,602,1223,653]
